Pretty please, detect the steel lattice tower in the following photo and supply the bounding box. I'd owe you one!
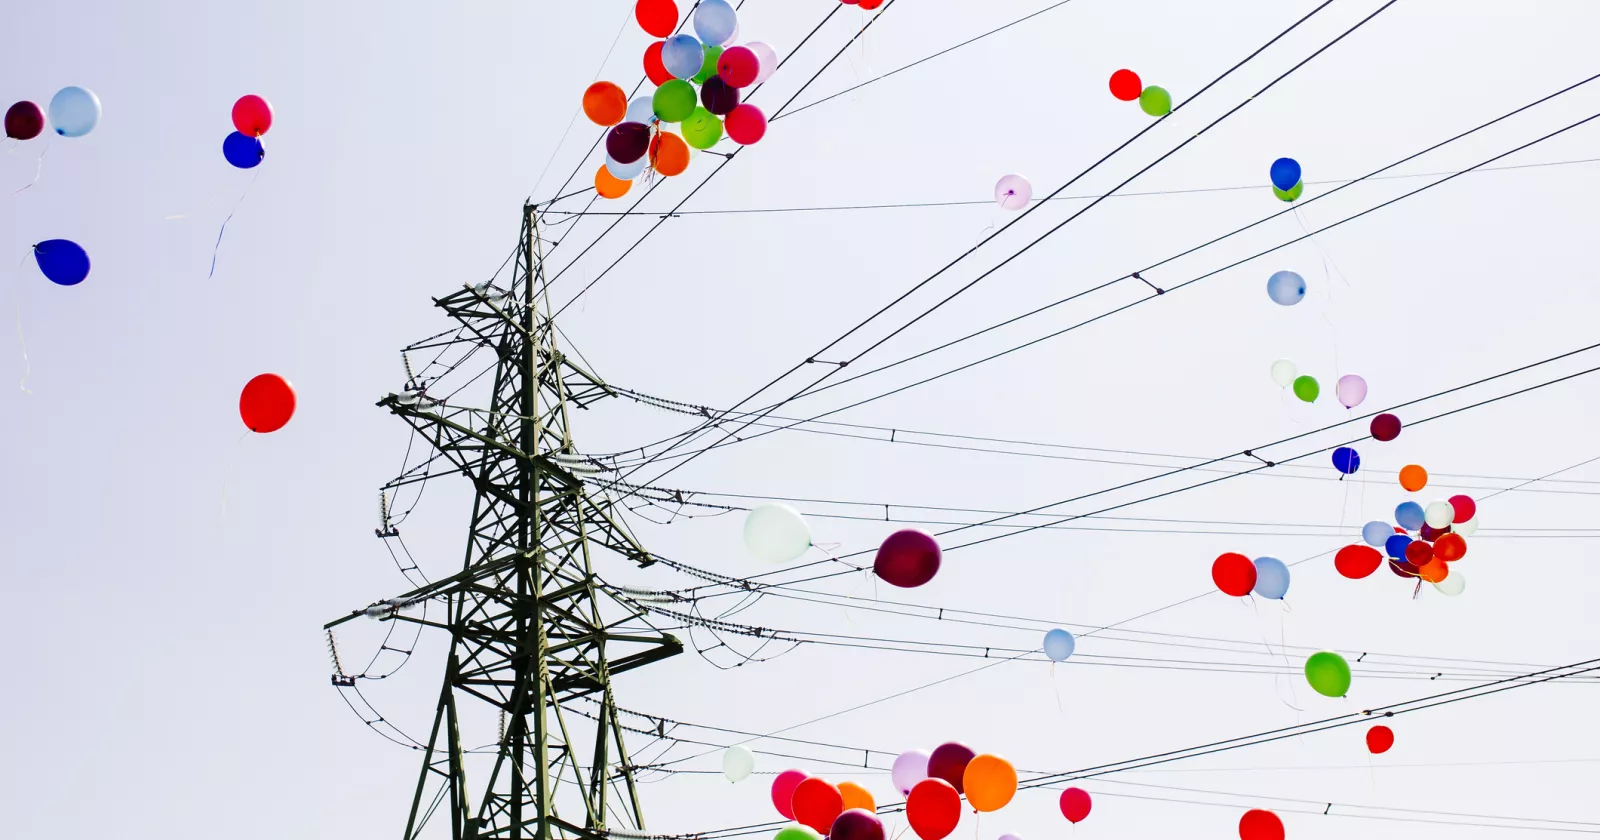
[326,204,683,839]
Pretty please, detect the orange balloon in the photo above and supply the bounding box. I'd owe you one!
[1434,533,1468,562]
[650,131,691,177]
[838,781,875,813]
[1417,558,1449,583]
[961,754,1016,812]
[595,164,631,199]
[582,82,628,127]
[1399,464,1428,492]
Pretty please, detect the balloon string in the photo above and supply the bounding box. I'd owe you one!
[11,138,50,195]
[209,169,262,279]
[15,304,31,394]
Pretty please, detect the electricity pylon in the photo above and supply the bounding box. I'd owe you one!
[325,204,683,839]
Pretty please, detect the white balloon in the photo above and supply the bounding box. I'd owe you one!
[1455,516,1479,537]
[625,96,658,127]
[1424,501,1455,530]
[722,745,755,782]
[1434,571,1466,597]
[607,152,647,181]
[749,41,779,84]
[743,503,811,563]
[1271,359,1298,388]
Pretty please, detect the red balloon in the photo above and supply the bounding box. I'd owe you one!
[874,529,941,588]
[240,373,296,433]
[718,46,761,88]
[725,103,768,145]
[906,778,962,840]
[1405,540,1434,566]
[1367,725,1395,754]
[644,41,674,86]
[1334,544,1382,579]
[232,94,273,137]
[1433,533,1468,562]
[1239,809,1284,840]
[831,809,885,840]
[5,101,44,141]
[1109,69,1142,101]
[1212,552,1256,596]
[926,742,974,793]
[771,770,808,819]
[859,0,886,8]
[1449,494,1477,523]
[1370,413,1402,442]
[1060,787,1092,823]
[636,0,679,38]
[791,778,844,835]
[1389,558,1419,578]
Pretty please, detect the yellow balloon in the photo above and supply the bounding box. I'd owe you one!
[961,754,1016,812]
[838,781,875,813]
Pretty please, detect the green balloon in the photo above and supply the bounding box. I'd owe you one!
[1139,85,1172,117]
[1274,180,1304,202]
[682,107,724,150]
[775,826,823,840]
[654,80,697,123]
[1305,650,1351,697]
[695,45,725,84]
[1293,375,1320,403]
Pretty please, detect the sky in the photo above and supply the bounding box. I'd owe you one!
[4,0,1600,837]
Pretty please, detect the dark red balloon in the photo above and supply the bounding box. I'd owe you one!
[1109,69,1142,101]
[831,809,885,840]
[926,742,974,793]
[644,41,673,86]
[906,778,961,840]
[1405,540,1433,566]
[1212,552,1256,596]
[232,94,273,137]
[240,373,296,433]
[635,0,679,38]
[1367,725,1394,754]
[1239,809,1284,840]
[1334,544,1382,579]
[606,123,653,165]
[1389,558,1419,578]
[1419,522,1451,542]
[1370,413,1402,442]
[874,529,941,588]
[718,46,761,88]
[5,101,44,140]
[701,76,741,116]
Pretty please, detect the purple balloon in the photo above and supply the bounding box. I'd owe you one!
[831,809,884,840]
[926,742,975,793]
[606,122,652,165]
[874,529,941,588]
[1336,374,1368,409]
[891,749,930,795]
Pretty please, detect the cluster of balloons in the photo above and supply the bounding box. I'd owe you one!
[588,0,776,199]
[1108,69,1171,117]
[1210,553,1290,600]
[1354,487,1476,594]
[874,529,941,588]
[745,503,814,563]
[1269,359,1368,412]
[224,94,273,169]
[769,770,881,840]
[1269,156,1304,202]
[5,85,100,141]
[891,745,1019,839]
[240,373,297,433]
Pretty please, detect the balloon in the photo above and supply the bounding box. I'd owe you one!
[1398,465,1428,493]
[694,0,738,45]
[1419,522,1451,542]
[636,0,679,38]
[1266,270,1305,306]
[1239,808,1285,840]
[1060,787,1092,823]
[744,504,811,563]
[859,0,886,8]
[1270,359,1298,388]
[1331,447,1361,475]
[718,47,761,90]
[240,373,297,433]
[962,754,1016,812]
[626,96,659,127]
[701,77,740,116]
[926,743,974,793]
[583,82,628,126]
[775,827,823,840]
[607,123,653,164]
[1139,85,1171,116]
[1390,558,1419,578]
[1334,544,1381,579]
[1417,558,1449,584]
[1336,374,1368,408]
[1304,651,1351,698]
[644,41,674,86]
[695,45,725,85]
[1423,500,1454,530]
[725,103,767,144]
[874,529,941,588]
[232,94,273,136]
[223,131,265,169]
[723,745,755,782]
[649,131,691,176]
[749,42,780,84]
[1043,628,1076,661]
[1367,725,1394,754]
[1371,413,1402,442]
[1395,501,1425,531]
[1212,552,1256,597]
[1384,533,1412,560]
[1361,520,1392,548]
[1449,495,1477,523]
[683,106,725,149]
[48,86,100,137]
[595,164,632,199]
[663,34,706,80]
[1405,540,1433,567]
[5,101,44,140]
[891,750,930,795]
[1429,534,1465,563]
[838,782,875,813]
[33,239,90,286]
[607,151,647,181]
[995,174,1031,211]
[906,779,961,840]
[1434,570,1466,596]
[1292,375,1319,403]
[830,810,883,840]
[654,79,698,123]
[1273,181,1303,202]
[1269,158,1302,192]
[1253,557,1290,599]
[1455,516,1479,537]
[771,770,808,819]
[1109,69,1142,101]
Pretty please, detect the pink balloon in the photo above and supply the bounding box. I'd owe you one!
[725,104,767,145]
[1060,787,1092,823]
[1336,374,1368,408]
[995,174,1032,210]
[748,41,780,84]
[874,529,941,588]
[771,769,808,819]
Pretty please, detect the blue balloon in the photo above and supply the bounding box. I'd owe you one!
[625,96,659,127]
[693,0,739,46]
[223,131,265,169]
[663,34,706,80]
[1270,157,1302,192]
[49,86,101,138]
[1395,501,1425,531]
[1253,556,1290,600]
[1331,446,1361,475]
[1043,628,1076,662]
[606,151,646,181]
[1361,520,1392,548]
[1267,270,1305,306]
[1385,533,1413,560]
[34,239,90,286]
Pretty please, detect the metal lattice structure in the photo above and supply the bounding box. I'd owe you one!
[326,204,683,840]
